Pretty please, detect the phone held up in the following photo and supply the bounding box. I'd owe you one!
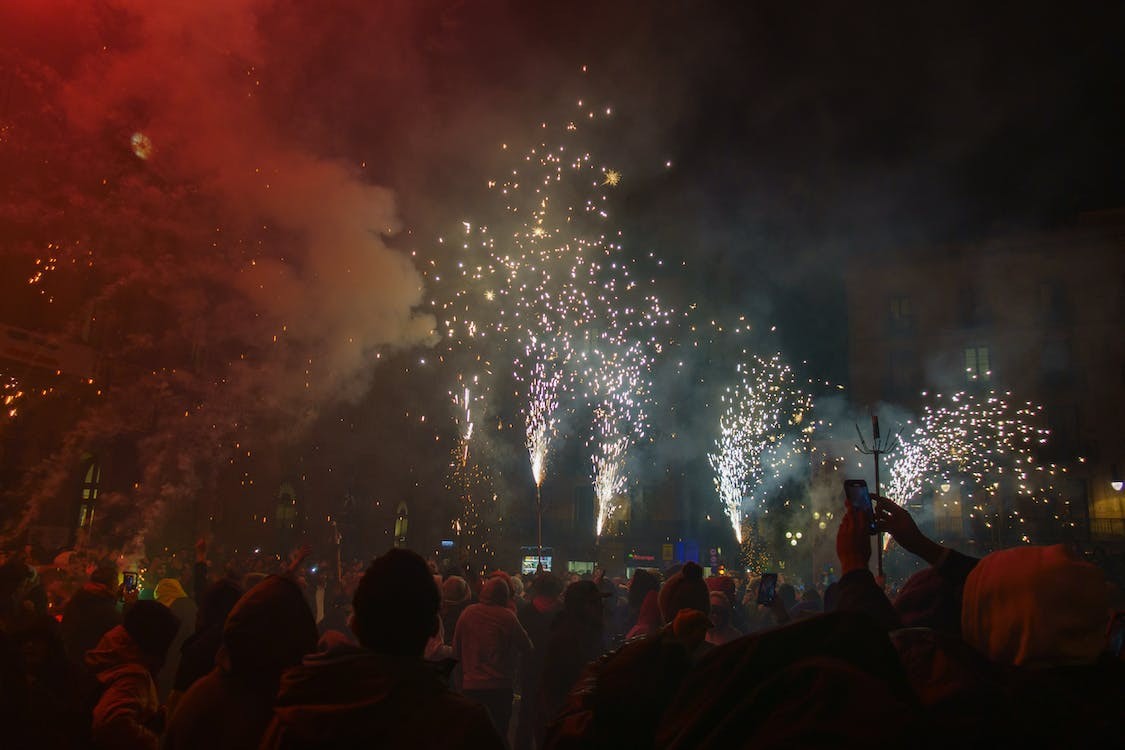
[122,571,139,594]
[843,479,877,535]
[757,572,779,605]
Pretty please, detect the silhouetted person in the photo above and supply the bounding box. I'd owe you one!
[544,562,712,749]
[86,601,180,750]
[61,564,121,674]
[453,574,533,739]
[164,575,317,749]
[170,578,242,702]
[154,578,196,700]
[537,580,608,746]
[515,572,563,750]
[259,549,503,749]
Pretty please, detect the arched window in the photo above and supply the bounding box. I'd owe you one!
[394,502,409,548]
[77,454,100,531]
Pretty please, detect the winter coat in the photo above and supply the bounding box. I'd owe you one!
[537,610,607,746]
[259,630,504,750]
[171,578,242,694]
[163,575,318,750]
[85,625,162,750]
[452,581,533,691]
[543,621,704,750]
[61,582,120,668]
[153,582,197,700]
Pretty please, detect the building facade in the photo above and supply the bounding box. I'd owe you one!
[844,210,1125,548]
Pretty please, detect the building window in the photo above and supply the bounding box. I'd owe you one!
[964,345,991,382]
[958,286,986,326]
[889,295,913,331]
[78,457,101,531]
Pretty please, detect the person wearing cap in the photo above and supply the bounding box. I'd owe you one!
[537,580,609,745]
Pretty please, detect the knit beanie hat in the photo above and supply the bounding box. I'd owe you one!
[480,576,510,606]
[442,576,471,605]
[961,544,1108,667]
[658,561,710,624]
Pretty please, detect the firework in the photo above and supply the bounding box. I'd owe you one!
[428,100,671,540]
[708,353,815,543]
[886,390,1068,543]
[582,334,652,535]
[525,359,564,487]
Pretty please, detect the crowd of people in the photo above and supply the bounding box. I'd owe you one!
[1,495,1123,748]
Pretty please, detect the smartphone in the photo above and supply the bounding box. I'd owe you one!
[122,571,139,593]
[757,572,778,605]
[844,479,877,534]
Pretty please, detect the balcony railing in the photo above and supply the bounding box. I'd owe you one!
[1090,517,1125,540]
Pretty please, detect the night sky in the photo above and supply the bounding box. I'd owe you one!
[2,0,1123,548]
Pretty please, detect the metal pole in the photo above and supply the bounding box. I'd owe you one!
[536,482,543,566]
[874,447,884,578]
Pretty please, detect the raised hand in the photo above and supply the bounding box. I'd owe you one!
[873,496,943,564]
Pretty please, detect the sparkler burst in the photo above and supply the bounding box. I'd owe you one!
[525,360,563,487]
[428,99,670,539]
[887,389,1056,500]
[582,335,652,535]
[708,353,815,543]
[886,390,1069,543]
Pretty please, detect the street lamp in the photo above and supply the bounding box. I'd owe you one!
[1111,464,1123,492]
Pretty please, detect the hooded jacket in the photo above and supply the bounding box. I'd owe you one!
[85,625,161,750]
[453,577,533,691]
[259,630,504,750]
[163,575,318,750]
[62,581,120,668]
[154,579,197,700]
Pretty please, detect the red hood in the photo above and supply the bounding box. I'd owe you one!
[85,624,151,683]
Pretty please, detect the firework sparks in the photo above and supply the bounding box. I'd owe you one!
[583,335,652,535]
[526,360,563,487]
[886,390,1068,544]
[708,353,815,543]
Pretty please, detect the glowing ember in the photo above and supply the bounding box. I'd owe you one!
[130,132,153,160]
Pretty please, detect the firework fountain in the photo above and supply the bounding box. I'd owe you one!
[429,98,670,546]
[582,336,652,535]
[887,389,1070,545]
[708,353,815,543]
